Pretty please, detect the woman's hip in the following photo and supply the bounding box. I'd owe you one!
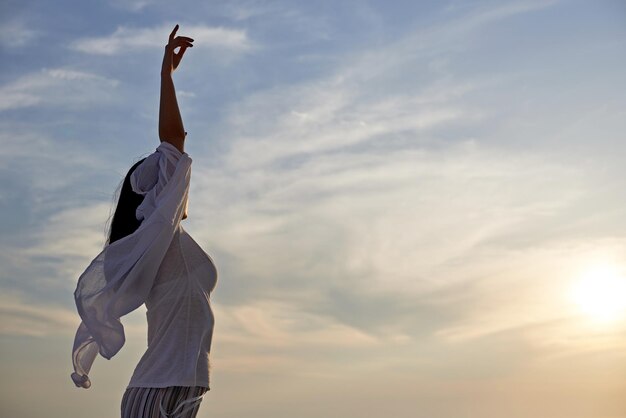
[121,385,208,418]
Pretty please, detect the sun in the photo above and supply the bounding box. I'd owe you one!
[570,264,626,323]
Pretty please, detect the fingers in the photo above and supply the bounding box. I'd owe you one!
[166,26,194,68]
[168,25,194,45]
[176,45,189,60]
[168,38,194,51]
[169,24,179,43]
[171,36,194,49]
[173,44,187,62]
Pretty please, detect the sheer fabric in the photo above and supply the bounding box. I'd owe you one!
[125,223,216,389]
[71,141,191,389]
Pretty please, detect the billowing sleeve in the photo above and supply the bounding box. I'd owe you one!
[70,141,192,389]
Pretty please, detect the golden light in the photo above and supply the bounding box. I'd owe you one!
[570,264,626,323]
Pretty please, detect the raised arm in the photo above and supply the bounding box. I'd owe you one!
[159,25,194,154]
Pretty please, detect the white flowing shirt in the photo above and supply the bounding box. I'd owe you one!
[71,141,218,390]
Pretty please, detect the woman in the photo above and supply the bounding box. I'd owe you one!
[70,25,218,418]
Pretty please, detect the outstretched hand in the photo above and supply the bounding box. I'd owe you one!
[161,24,194,76]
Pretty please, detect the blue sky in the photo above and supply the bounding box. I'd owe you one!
[1,1,626,417]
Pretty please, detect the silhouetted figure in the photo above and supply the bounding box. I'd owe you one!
[70,25,218,418]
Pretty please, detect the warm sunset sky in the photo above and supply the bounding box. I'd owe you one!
[1,1,625,417]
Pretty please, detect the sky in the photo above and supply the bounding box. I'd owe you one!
[1,0,625,417]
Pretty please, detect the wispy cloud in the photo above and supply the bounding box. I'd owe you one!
[218,0,560,169]
[219,1,277,21]
[209,298,416,377]
[0,68,119,111]
[71,23,252,55]
[0,17,41,49]
[215,300,380,348]
[0,290,76,337]
[0,129,114,306]
[0,130,109,196]
[23,202,113,275]
[178,0,615,358]
[108,0,154,12]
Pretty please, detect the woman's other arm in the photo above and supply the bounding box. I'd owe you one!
[159,25,193,154]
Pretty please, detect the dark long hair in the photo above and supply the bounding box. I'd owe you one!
[105,157,147,245]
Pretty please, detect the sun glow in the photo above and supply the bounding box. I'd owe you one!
[570,264,626,323]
